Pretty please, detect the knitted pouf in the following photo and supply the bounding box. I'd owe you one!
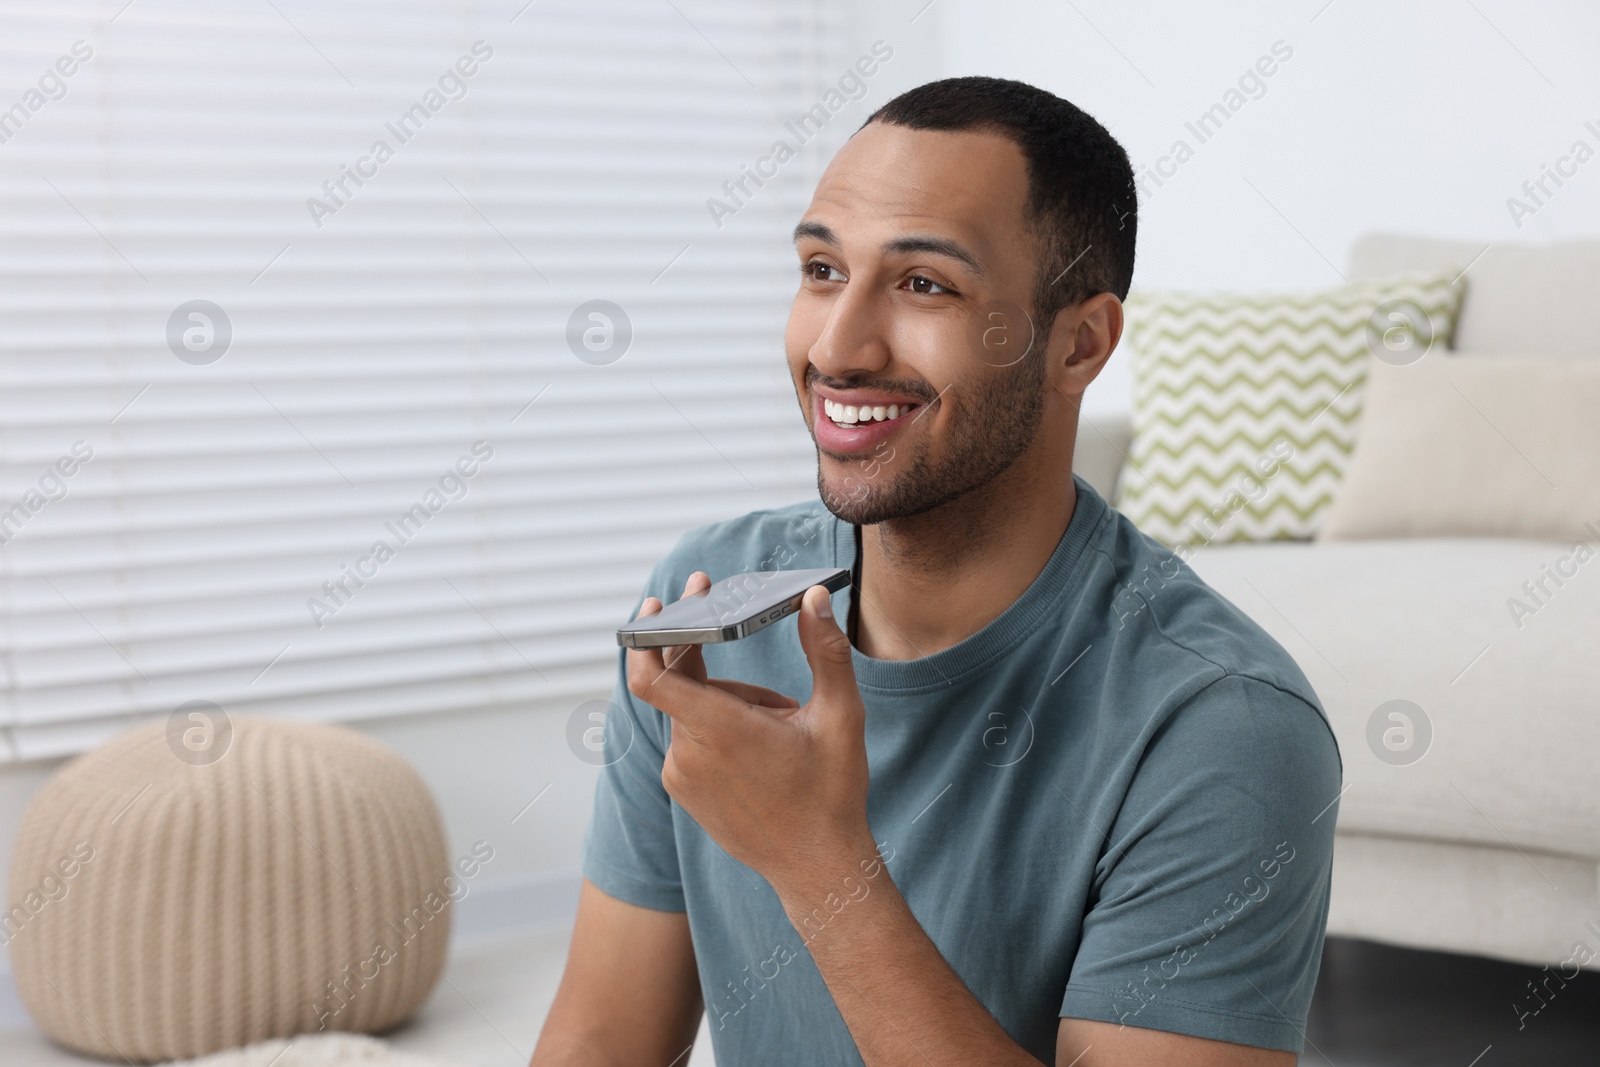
[6,714,453,1063]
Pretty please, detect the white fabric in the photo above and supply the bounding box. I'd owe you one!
[1317,354,1600,542]
[1327,832,1600,971]
[156,1034,468,1067]
[1186,539,1600,860]
[1347,233,1600,357]
[1072,412,1133,502]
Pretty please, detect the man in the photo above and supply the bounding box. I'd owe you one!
[532,76,1342,1066]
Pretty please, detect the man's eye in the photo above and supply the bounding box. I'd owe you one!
[802,261,843,282]
[907,275,951,295]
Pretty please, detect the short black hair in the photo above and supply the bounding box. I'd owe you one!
[862,76,1136,329]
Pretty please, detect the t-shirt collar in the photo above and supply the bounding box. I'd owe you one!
[830,474,1108,693]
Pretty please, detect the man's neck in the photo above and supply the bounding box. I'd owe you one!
[851,454,1078,662]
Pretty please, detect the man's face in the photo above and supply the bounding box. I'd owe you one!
[786,121,1051,526]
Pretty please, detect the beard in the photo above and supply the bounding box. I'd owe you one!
[815,351,1048,527]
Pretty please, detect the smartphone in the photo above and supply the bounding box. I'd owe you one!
[616,567,852,649]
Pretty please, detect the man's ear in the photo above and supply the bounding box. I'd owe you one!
[1051,292,1122,386]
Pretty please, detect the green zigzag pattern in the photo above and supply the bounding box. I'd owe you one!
[1137,374,1370,408]
[1134,496,1336,529]
[1133,317,1417,345]
[1133,398,1364,429]
[1132,425,1356,454]
[1115,271,1467,547]
[1127,460,1353,493]
[1134,341,1379,370]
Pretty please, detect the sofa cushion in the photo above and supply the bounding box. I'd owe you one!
[1318,353,1600,542]
[1185,538,1600,861]
[1348,233,1600,357]
[1072,412,1133,502]
[1113,271,1465,546]
[1327,832,1600,971]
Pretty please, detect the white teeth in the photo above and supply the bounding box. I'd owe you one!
[823,398,913,426]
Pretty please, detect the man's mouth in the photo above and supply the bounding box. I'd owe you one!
[821,397,920,427]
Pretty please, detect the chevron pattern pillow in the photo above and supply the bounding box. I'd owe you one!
[1113,270,1466,546]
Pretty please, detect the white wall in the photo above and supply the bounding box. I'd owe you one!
[933,0,1600,415]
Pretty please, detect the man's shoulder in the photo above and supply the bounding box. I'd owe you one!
[1091,504,1333,742]
[648,499,839,594]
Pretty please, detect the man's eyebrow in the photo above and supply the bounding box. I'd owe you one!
[883,234,986,278]
[793,220,837,245]
[793,222,986,278]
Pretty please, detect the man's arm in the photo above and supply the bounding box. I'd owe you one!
[1056,1019,1293,1066]
[530,878,703,1067]
[771,839,1042,1065]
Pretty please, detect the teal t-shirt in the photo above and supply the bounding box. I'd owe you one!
[580,474,1342,1063]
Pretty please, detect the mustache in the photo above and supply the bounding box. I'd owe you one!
[806,367,936,403]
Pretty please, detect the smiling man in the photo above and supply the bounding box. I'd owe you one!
[532,77,1342,1066]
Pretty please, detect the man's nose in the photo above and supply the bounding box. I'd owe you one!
[808,280,892,381]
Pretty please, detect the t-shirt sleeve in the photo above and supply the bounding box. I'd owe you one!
[1059,671,1343,1054]
[578,573,687,913]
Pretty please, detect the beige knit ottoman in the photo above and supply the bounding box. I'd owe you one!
[6,713,454,1062]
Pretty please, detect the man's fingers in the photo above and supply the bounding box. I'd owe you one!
[628,570,805,726]
[633,568,710,621]
[627,572,714,704]
[661,571,711,684]
[710,677,801,710]
[631,656,749,735]
[627,590,678,691]
[662,643,707,682]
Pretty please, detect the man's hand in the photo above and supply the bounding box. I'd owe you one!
[624,571,875,892]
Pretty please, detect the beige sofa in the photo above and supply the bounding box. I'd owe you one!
[1073,233,1600,971]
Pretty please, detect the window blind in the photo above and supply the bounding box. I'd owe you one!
[0,0,858,762]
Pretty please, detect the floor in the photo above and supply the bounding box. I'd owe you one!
[0,924,716,1067]
[1301,937,1600,1066]
[1,934,1596,1065]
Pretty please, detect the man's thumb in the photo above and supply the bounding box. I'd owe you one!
[798,584,856,695]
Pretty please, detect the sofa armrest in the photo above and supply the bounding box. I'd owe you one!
[1072,411,1133,503]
